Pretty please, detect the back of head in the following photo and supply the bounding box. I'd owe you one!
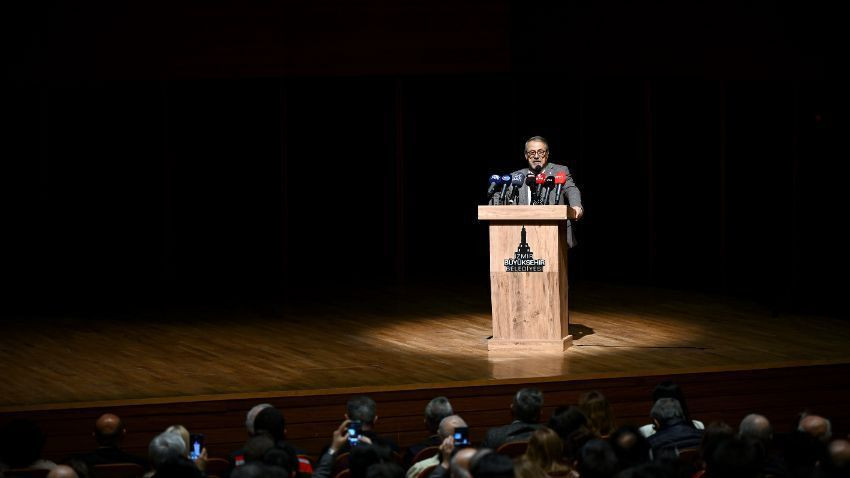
[47,465,80,478]
[438,415,468,440]
[231,463,267,478]
[513,388,544,423]
[164,425,190,455]
[94,413,125,447]
[366,462,404,478]
[0,419,47,468]
[699,422,735,473]
[525,427,563,470]
[244,434,276,463]
[470,452,514,478]
[649,398,684,427]
[738,414,772,446]
[609,426,651,468]
[253,407,285,443]
[149,431,187,469]
[348,396,378,426]
[548,406,588,441]
[514,458,548,478]
[577,439,619,478]
[651,382,692,424]
[798,414,832,443]
[350,445,393,478]
[263,444,297,477]
[707,436,763,478]
[246,404,274,436]
[578,391,616,437]
[425,397,454,434]
[823,439,850,477]
[615,464,674,478]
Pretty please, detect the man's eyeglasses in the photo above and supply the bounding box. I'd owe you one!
[526,149,548,158]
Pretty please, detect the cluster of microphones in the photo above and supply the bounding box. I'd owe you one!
[487,167,569,205]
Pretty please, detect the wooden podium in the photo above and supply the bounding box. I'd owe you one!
[478,205,572,352]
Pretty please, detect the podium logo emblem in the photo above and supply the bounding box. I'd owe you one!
[504,226,546,272]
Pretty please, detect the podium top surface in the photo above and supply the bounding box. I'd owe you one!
[478,205,569,221]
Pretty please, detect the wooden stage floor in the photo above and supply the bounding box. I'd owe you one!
[2,282,850,411]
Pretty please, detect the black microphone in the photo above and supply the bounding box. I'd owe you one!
[525,173,537,204]
[498,174,511,205]
[510,173,524,204]
[542,176,555,204]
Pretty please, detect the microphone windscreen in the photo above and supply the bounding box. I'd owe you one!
[525,173,537,187]
[544,176,555,187]
[489,174,501,184]
[554,171,568,184]
[500,174,511,184]
[512,173,525,187]
[533,165,543,174]
[535,173,546,184]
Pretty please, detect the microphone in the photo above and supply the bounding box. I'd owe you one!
[534,173,546,205]
[498,174,511,205]
[533,165,543,174]
[543,176,555,204]
[553,171,568,205]
[525,173,537,204]
[510,173,524,204]
[487,174,501,200]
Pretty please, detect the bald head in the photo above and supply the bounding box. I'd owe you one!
[450,447,477,478]
[47,465,79,478]
[798,415,832,443]
[94,414,125,446]
[438,415,468,440]
[739,414,772,443]
[828,439,850,469]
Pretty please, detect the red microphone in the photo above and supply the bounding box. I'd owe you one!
[534,173,546,205]
[553,171,568,205]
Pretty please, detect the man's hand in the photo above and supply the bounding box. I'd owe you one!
[194,448,208,472]
[331,420,351,453]
[439,435,455,469]
[569,206,583,220]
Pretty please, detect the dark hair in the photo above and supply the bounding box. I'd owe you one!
[699,421,735,473]
[350,445,393,478]
[578,391,616,437]
[513,388,544,423]
[614,464,674,478]
[651,382,695,427]
[424,397,453,434]
[231,463,269,478]
[707,437,763,478]
[548,406,588,441]
[253,407,286,443]
[608,426,651,469]
[365,462,404,478]
[244,434,276,463]
[471,452,514,478]
[0,419,47,468]
[263,445,297,477]
[577,439,619,478]
[525,427,566,472]
[348,396,378,425]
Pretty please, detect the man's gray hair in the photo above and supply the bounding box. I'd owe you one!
[425,397,454,432]
[739,414,772,443]
[524,136,550,152]
[438,415,467,440]
[347,395,377,424]
[650,398,684,422]
[246,403,274,435]
[149,431,187,468]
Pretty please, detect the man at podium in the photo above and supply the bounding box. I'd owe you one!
[513,136,584,247]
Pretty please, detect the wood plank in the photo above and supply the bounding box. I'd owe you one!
[477,205,569,221]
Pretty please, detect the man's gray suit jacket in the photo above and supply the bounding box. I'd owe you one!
[498,162,582,248]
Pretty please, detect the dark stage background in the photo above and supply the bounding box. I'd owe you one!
[5,0,848,316]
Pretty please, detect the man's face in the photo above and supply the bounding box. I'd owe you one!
[525,140,549,171]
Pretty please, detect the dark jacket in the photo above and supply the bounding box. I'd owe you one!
[481,421,542,450]
[647,418,703,458]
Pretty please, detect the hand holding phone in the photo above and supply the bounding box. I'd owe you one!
[452,427,470,447]
[347,420,362,447]
[189,433,205,460]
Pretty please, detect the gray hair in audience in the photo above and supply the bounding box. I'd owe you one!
[149,431,187,468]
[246,403,274,435]
[347,396,378,424]
[650,398,684,422]
[739,414,773,443]
[425,397,454,432]
[438,415,467,440]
